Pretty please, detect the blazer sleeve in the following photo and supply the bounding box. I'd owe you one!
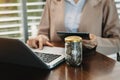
[96,0,120,55]
[37,0,50,39]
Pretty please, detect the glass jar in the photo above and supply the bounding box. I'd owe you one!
[65,36,82,67]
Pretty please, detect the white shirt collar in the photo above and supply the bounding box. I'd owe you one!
[65,0,83,6]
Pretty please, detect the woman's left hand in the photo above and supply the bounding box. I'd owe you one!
[82,34,97,49]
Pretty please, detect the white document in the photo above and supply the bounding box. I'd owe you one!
[31,46,65,55]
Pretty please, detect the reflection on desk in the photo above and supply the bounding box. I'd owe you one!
[0,51,120,80]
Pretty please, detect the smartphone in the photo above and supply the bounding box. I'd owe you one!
[57,31,90,40]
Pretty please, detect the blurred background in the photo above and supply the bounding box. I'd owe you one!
[0,0,46,42]
[0,0,120,42]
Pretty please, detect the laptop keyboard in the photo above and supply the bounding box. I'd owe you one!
[35,52,61,63]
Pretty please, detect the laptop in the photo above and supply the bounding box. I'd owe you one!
[0,38,65,69]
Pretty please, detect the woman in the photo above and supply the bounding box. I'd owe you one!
[27,0,120,55]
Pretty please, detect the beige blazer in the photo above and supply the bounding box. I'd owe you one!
[38,0,120,55]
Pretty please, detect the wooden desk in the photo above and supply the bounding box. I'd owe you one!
[0,42,120,80]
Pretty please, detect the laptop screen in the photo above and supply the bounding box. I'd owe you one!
[0,38,65,69]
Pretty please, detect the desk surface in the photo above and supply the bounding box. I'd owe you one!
[0,42,120,80]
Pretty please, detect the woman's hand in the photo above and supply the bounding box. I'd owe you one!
[82,34,97,49]
[27,35,54,49]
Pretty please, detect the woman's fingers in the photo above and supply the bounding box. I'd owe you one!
[46,41,54,47]
[38,37,44,50]
[83,40,96,49]
[37,35,54,49]
[38,39,54,50]
[27,35,53,50]
[32,39,38,48]
[27,39,38,48]
[82,34,97,49]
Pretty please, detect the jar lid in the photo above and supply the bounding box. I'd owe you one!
[65,36,82,42]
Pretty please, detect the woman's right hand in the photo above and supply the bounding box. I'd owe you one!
[27,35,54,49]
